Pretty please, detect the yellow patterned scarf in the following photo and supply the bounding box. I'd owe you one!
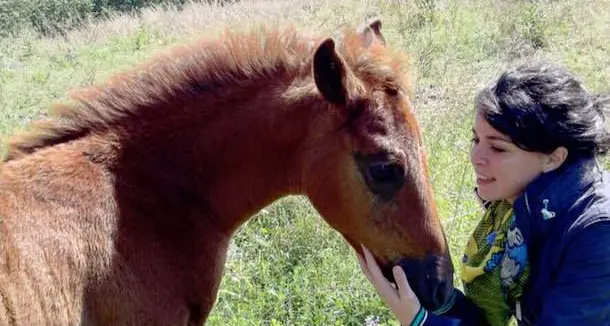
[460,200,529,326]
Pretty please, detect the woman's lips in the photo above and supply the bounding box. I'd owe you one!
[476,174,495,185]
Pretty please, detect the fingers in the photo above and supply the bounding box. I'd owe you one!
[361,246,386,283]
[361,246,381,282]
[392,265,416,300]
[358,244,422,324]
[361,246,381,275]
[356,252,372,280]
[361,246,398,299]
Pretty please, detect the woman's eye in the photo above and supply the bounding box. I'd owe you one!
[491,146,506,153]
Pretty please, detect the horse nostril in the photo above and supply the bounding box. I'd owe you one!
[393,254,454,311]
[421,276,452,311]
[433,280,450,306]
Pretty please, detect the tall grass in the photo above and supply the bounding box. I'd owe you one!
[0,0,608,325]
[0,0,197,37]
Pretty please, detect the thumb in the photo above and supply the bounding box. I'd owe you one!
[392,266,416,300]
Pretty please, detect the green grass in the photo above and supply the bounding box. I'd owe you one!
[207,196,398,325]
[1,0,609,325]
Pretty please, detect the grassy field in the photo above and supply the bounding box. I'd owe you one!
[1,0,609,325]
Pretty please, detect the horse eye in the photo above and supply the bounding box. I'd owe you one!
[368,163,404,185]
[365,162,405,200]
[385,87,399,96]
[354,153,406,200]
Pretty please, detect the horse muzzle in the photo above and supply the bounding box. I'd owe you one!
[383,253,454,312]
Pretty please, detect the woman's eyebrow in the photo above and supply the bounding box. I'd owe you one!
[471,128,512,142]
[486,135,512,143]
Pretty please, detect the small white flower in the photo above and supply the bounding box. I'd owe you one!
[365,315,380,326]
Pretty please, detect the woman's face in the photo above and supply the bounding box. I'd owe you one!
[470,112,550,203]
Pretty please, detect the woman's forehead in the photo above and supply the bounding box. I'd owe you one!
[473,113,511,141]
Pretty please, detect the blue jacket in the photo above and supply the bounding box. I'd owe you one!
[423,157,610,325]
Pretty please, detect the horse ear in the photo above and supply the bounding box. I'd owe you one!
[358,18,386,47]
[313,38,348,105]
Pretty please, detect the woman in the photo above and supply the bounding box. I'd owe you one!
[356,61,610,325]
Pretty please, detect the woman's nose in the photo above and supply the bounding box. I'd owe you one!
[470,145,486,166]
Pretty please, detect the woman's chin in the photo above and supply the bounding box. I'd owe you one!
[476,189,500,202]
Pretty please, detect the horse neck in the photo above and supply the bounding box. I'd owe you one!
[114,77,317,234]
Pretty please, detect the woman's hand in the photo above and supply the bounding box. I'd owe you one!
[356,245,423,325]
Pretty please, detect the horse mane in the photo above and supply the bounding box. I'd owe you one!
[2,23,410,162]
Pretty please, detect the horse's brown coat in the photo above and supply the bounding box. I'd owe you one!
[0,20,449,325]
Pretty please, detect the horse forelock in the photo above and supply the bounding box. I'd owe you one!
[337,28,412,96]
[3,23,411,162]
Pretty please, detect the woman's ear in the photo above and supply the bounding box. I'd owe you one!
[542,146,568,173]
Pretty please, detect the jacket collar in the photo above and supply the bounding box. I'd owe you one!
[512,156,603,241]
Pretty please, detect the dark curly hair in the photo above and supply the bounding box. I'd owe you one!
[475,61,610,161]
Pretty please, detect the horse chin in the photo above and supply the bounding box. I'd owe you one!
[380,261,397,283]
[341,235,360,252]
[345,238,453,312]
[383,256,454,312]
